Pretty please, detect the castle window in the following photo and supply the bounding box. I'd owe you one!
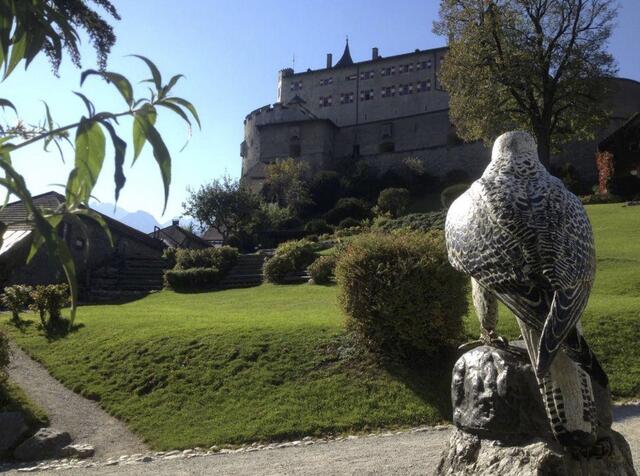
[352,144,360,157]
[399,63,413,74]
[398,83,413,96]
[381,123,393,139]
[319,77,333,86]
[340,92,354,104]
[380,66,395,76]
[360,70,375,80]
[345,73,358,81]
[290,80,303,91]
[416,60,430,70]
[416,80,431,92]
[381,86,395,98]
[360,89,374,101]
[289,135,301,157]
[319,96,333,108]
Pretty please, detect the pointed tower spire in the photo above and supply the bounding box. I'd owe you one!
[334,37,354,68]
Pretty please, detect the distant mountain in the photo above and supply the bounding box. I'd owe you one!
[89,201,197,234]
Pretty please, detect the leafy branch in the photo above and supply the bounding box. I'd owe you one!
[0,52,199,325]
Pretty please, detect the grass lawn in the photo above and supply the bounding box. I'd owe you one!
[2,285,450,450]
[0,380,49,430]
[3,203,640,449]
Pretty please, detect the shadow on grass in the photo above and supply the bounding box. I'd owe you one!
[7,319,36,334]
[0,381,49,430]
[381,350,457,422]
[81,291,158,306]
[336,332,456,423]
[39,319,85,342]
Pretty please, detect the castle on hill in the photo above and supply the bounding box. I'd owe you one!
[240,40,640,192]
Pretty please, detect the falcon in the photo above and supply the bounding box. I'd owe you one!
[445,131,608,448]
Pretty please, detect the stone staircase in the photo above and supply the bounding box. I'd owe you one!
[217,253,267,289]
[87,256,168,301]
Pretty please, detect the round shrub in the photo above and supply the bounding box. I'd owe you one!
[308,255,337,284]
[376,188,410,218]
[440,183,469,208]
[274,239,316,269]
[29,284,69,327]
[263,254,293,284]
[264,239,318,284]
[1,285,32,321]
[337,217,361,230]
[335,231,468,359]
[305,219,333,236]
[325,197,371,225]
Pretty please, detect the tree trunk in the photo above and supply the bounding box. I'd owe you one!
[535,130,552,170]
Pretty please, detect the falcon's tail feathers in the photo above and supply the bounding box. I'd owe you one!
[536,287,590,379]
[564,329,609,388]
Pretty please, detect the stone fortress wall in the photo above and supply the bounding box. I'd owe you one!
[241,42,640,192]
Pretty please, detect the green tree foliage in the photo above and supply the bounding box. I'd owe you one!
[253,202,293,232]
[0,1,199,325]
[263,158,313,215]
[183,176,259,245]
[325,197,372,225]
[434,0,618,166]
[309,171,343,213]
[375,188,410,218]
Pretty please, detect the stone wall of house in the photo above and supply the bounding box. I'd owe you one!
[4,217,164,292]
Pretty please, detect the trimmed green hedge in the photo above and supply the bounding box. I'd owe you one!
[164,267,221,291]
[175,246,238,273]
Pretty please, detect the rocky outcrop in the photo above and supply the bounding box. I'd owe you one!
[14,428,71,461]
[436,344,636,475]
[437,427,635,476]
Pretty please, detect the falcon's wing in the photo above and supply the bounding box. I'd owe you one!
[446,174,597,377]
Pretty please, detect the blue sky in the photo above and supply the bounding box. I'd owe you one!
[2,0,639,222]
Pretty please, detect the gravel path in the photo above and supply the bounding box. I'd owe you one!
[5,410,638,476]
[6,342,148,459]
